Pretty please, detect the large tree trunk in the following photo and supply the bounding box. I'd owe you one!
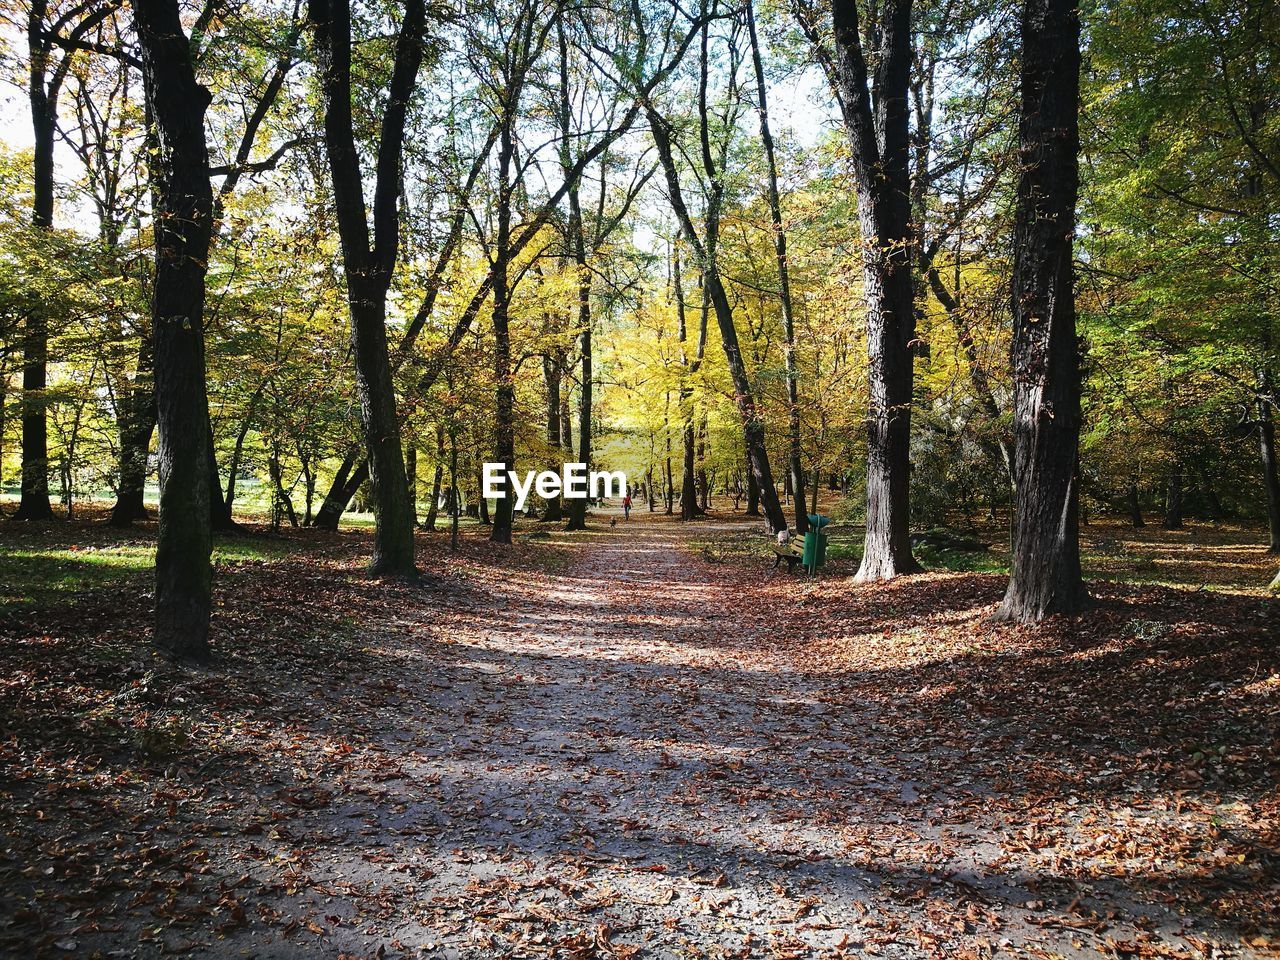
[1259,398,1280,552]
[995,0,1088,622]
[664,428,674,514]
[680,420,700,519]
[309,0,423,576]
[349,285,417,571]
[675,246,704,521]
[134,0,216,662]
[565,310,592,531]
[830,0,922,579]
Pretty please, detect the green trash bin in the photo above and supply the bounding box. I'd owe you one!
[802,513,830,573]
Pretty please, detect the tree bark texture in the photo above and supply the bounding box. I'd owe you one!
[830,0,922,578]
[995,0,1089,621]
[309,0,423,575]
[134,0,217,661]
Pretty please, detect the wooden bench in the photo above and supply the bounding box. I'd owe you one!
[771,542,805,571]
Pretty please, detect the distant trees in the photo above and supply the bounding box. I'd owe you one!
[1086,0,1279,555]
[3,0,1279,632]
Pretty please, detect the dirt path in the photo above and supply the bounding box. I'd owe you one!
[203,517,1273,958]
[3,514,1275,958]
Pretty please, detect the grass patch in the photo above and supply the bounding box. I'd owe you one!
[915,543,1008,574]
[0,544,153,615]
[0,533,294,616]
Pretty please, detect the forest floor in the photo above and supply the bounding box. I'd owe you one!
[1,505,1278,959]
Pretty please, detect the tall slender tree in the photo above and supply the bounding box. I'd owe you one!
[16,0,119,520]
[673,239,707,522]
[132,0,216,660]
[643,10,789,534]
[309,0,425,575]
[746,0,807,535]
[995,0,1088,621]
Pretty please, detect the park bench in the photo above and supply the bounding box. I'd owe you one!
[771,540,805,571]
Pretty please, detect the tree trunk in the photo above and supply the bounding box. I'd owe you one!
[207,425,235,531]
[477,464,491,525]
[563,153,591,530]
[697,424,710,512]
[995,0,1088,622]
[406,443,417,526]
[14,5,56,521]
[299,449,316,525]
[269,444,298,528]
[134,0,216,662]
[310,0,423,576]
[489,104,518,544]
[675,246,704,522]
[680,421,700,519]
[349,287,417,570]
[110,339,156,526]
[312,449,363,529]
[563,277,591,531]
[560,393,573,461]
[646,104,788,534]
[1259,399,1280,552]
[223,403,257,522]
[746,0,806,535]
[1164,463,1184,530]
[664,443,674,515]
[745,451,760,516]
[449,433,460,551]
[542,352,564,521]
[830,0,921,580]
[424,426,444,530]
[1128,481,1144,527]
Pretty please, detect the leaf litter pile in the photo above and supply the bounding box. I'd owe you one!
[1,515,1278,959]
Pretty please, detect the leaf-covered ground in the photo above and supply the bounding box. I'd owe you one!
[1,510,1277,959]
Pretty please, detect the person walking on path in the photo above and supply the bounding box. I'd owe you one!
[623,492,632,520]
